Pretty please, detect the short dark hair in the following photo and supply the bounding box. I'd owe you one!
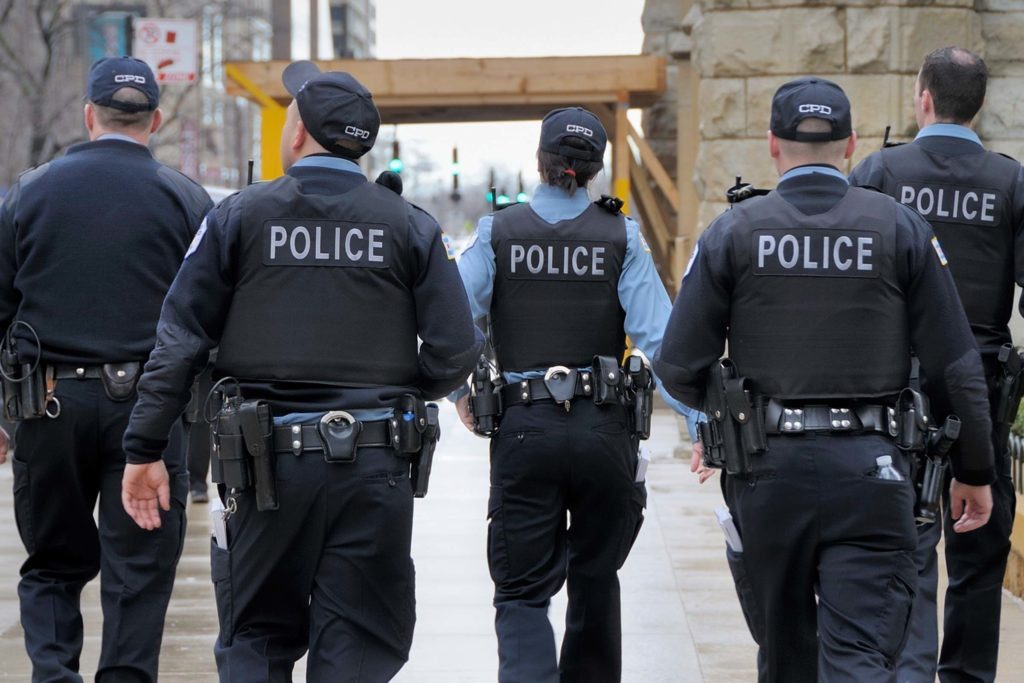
[92,87,156,132]
[918,47,988,124]
[538,136,603,194]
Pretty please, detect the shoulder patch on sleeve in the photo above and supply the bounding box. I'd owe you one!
[683,241,700,279]
[931,236,948,267]
[441,230,457,261]
[185,217,208,259]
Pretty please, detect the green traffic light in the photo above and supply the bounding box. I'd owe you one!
[451,162,461,177]
[486,191,494,203]
[389,158,404,173]
[497,194,511,206]
[516,192,529,203]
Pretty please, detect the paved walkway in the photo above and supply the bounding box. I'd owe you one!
[0,405,1022,681]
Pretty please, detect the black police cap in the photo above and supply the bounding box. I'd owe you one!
[87,57,159,113]
[539,107,607,162]
[282,60,380,158]
[770,77,853,142]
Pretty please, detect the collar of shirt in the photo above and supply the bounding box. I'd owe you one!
[97,133,143,146]
[290,154,364,175]
[779,164,849,184]
[915,123,982,146]
[528,184,590,224]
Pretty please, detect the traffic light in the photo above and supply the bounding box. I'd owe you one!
[450,146,461,202]
[516,171,529,203]
[389,140,404,174]
[496,190,511,206]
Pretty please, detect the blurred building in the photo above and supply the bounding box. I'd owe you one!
[0,1,273,188]
[270,0,375,60]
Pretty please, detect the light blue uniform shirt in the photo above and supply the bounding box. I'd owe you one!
[456,183,700,439]
[273,155,393,425]
[780,165,849,184]
[914,122,982,146]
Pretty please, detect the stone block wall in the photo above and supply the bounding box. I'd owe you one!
[642,0,1024,229]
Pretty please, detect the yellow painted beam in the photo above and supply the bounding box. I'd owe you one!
[613,97,631,215]
[260,104,286,180]
[225,63,288,180]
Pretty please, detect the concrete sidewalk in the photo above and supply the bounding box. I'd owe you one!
[0,405,1022,681]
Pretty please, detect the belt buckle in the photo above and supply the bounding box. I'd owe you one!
[543,365,576,412]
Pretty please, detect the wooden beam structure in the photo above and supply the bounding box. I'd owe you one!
[225,55,666,125]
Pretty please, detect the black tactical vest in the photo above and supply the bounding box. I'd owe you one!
[216,176,419,387]
[874,142,1019,351]
[490,202,626,371]
[729,188,909,399]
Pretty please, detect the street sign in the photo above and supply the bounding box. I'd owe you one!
[133,18,197,85]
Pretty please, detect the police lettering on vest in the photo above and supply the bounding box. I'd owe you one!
[262,220,391,268]
[506,239,611,281]
[753,229,879,278]
[898,184,1000,225]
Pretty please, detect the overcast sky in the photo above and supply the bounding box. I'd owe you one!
[370,0,647,206]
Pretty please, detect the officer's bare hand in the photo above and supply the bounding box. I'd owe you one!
[0,426,9,464]
[122,461,171,531]
[455,394,475,433]
[949,479,992,534]
[690,440,716,484]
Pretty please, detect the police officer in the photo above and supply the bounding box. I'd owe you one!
[454,107,701,683]
[0,57,211,680]
[849,47,1024,683]
[654,78,995,682]
[120,61,482,681]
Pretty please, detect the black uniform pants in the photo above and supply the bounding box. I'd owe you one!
[898,370,1016,683]
[211,444,416,683]
[487,400,645,683]
[723,433,919,683]
[11,379,188,682]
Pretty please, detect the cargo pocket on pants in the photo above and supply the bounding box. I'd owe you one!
[872,573,914,661]
[726,547,766,646]
[12,455,34,554]
[210,540,235,646]
[486,485,509,585]
[616,481,647,569]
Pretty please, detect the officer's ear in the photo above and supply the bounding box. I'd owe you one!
[291,119,309,153]
[149,108,163,135]
[768,131,781,161]
[844,131,858,161]
[83,103,95,135]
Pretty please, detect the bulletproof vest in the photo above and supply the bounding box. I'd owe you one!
[216,176,419,387]
[729,188,909,399]
[875,143,1020,351]
[490,202,626,371]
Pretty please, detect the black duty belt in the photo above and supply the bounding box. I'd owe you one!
[52,365,104,380]
[273,419,394,456]
[764,398,896,436]
[499,373,596,408]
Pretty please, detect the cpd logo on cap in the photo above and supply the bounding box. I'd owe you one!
[798,104,832,115]
[566,124,593,137]
[114,74,147,84]
[345,125,370,139]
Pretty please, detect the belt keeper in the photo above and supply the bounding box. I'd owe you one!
[389,417,402,449]
[829,407,853,431]
[519,380,531,405]
[581,372,592,396]
[290,424,302,456]
[781,407,804,433]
